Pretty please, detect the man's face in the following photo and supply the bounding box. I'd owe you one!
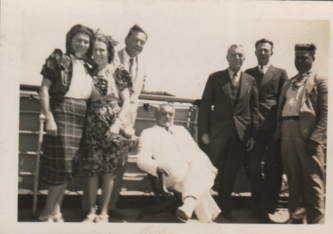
[125,31,147,58]
[227,47,245,72]
[255,42,273,66]
[295,50,314,74]
[155,105,175,128]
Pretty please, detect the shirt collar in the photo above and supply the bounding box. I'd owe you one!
[258,63,271,74]
[154,123,174,131]
[123,49,136,63]
[228,68,241,78]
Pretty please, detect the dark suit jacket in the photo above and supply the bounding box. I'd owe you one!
[199,69,260,143]
[245,65,288,131]
[276,72,328,144]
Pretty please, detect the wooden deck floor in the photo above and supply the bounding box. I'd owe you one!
[18,195,290,224]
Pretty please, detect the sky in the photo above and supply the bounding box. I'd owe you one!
[19,1,329,99]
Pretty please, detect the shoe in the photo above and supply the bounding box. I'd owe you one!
[176,208,189,222]
[82,214,98,223]
[38,214,54,222]
[285,218,303,224]
[250,211,272,223]
[108,210,126,219]
[220,211,237,221]
[51,213,64,222]
[96,214,109,223]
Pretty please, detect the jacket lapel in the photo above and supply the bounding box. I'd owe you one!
[118,49,125,66]
[302,72,316,105]
[238,72,249,101]
[260,65,275,90]
[219,70,234,107]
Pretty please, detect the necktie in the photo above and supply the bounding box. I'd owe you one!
[129,58,134,76]
[166,127,173,134]
[232,73,238,86]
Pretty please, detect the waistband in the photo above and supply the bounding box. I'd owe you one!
[282,116,299,121]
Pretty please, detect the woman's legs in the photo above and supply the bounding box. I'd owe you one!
[99,172,116,215]
[86,176,99,215]
[40,183,67,219]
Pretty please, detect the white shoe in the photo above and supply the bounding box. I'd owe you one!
[51,213,64,222]
[82,214,98,223]
[96,214,109,223]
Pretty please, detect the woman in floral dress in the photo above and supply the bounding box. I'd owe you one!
[80,32,136,223]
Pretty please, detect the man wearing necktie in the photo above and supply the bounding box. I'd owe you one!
[108,25,148,219]
[199,44,259,221]
[244,39,288,222]
[275,44,327,224]
[137,104,221,223]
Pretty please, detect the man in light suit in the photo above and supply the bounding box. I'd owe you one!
[117,24,148,126]
[108,25,148,219]
[275,44,327,224]
[245,39,288,222]
[199,44,259,221]
[137,104,221,223]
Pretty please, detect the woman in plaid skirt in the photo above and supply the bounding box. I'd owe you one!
[38,24,95,222]
[80,32,137,223]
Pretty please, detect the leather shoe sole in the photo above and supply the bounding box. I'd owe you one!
[176,209,189,222]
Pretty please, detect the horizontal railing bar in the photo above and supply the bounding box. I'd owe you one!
[20,110,41,114]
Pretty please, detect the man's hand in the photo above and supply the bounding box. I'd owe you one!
[157,163,172,177]
[201,133,210,145]
[246,137,256,152]
[306,140,318,156]
[106,123,120,141]
[46,119,58,136]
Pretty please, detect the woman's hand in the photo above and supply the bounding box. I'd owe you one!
[46,118,58,136]
[106,122,120,141]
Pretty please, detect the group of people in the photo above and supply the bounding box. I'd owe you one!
[199,40,327,224]
[38,24,147,223]
[38,23,327,225]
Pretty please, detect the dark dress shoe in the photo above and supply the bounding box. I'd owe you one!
[108,210,126,219]
[220,212,237,221]
[176,209,189,222]
[286,218,303,224]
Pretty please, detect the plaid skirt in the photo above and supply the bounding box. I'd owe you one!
[39,98,87,185]
[79,100,137,177]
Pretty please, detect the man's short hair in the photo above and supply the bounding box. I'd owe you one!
[156,103,175,112]
[255,38,274,50]
[295,43,316,57]
[126,24,148,40]
[227,44,245,56]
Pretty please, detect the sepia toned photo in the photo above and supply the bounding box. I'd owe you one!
[0,0,332,233]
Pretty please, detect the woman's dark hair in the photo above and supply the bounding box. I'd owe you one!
[95,34,116,64]
[66,24,95,62]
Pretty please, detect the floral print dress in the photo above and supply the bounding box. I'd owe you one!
[80,65,137,177]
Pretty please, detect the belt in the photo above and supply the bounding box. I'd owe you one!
[282,116,300,121]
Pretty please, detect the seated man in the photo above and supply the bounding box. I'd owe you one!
[137,104,221,223]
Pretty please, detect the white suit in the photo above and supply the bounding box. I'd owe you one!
[116,49,147,126]
[137,124,221,223]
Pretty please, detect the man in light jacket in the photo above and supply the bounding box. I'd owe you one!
[137,104,221,223]
[275,43,327,224]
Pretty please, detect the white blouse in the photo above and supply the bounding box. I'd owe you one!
[64,55,92,100]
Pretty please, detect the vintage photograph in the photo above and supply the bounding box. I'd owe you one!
[0,0,332,233]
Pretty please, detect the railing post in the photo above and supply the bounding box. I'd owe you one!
[32,113,45,216]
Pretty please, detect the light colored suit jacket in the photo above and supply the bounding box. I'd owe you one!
[137,124,220,223]
[137,124,217,187]
[276,72,328,144]
[117,49,147,126]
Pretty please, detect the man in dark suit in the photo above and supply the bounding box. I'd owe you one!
[199,44,259,221]
[245,39,288,222]
[275,44,327,224]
